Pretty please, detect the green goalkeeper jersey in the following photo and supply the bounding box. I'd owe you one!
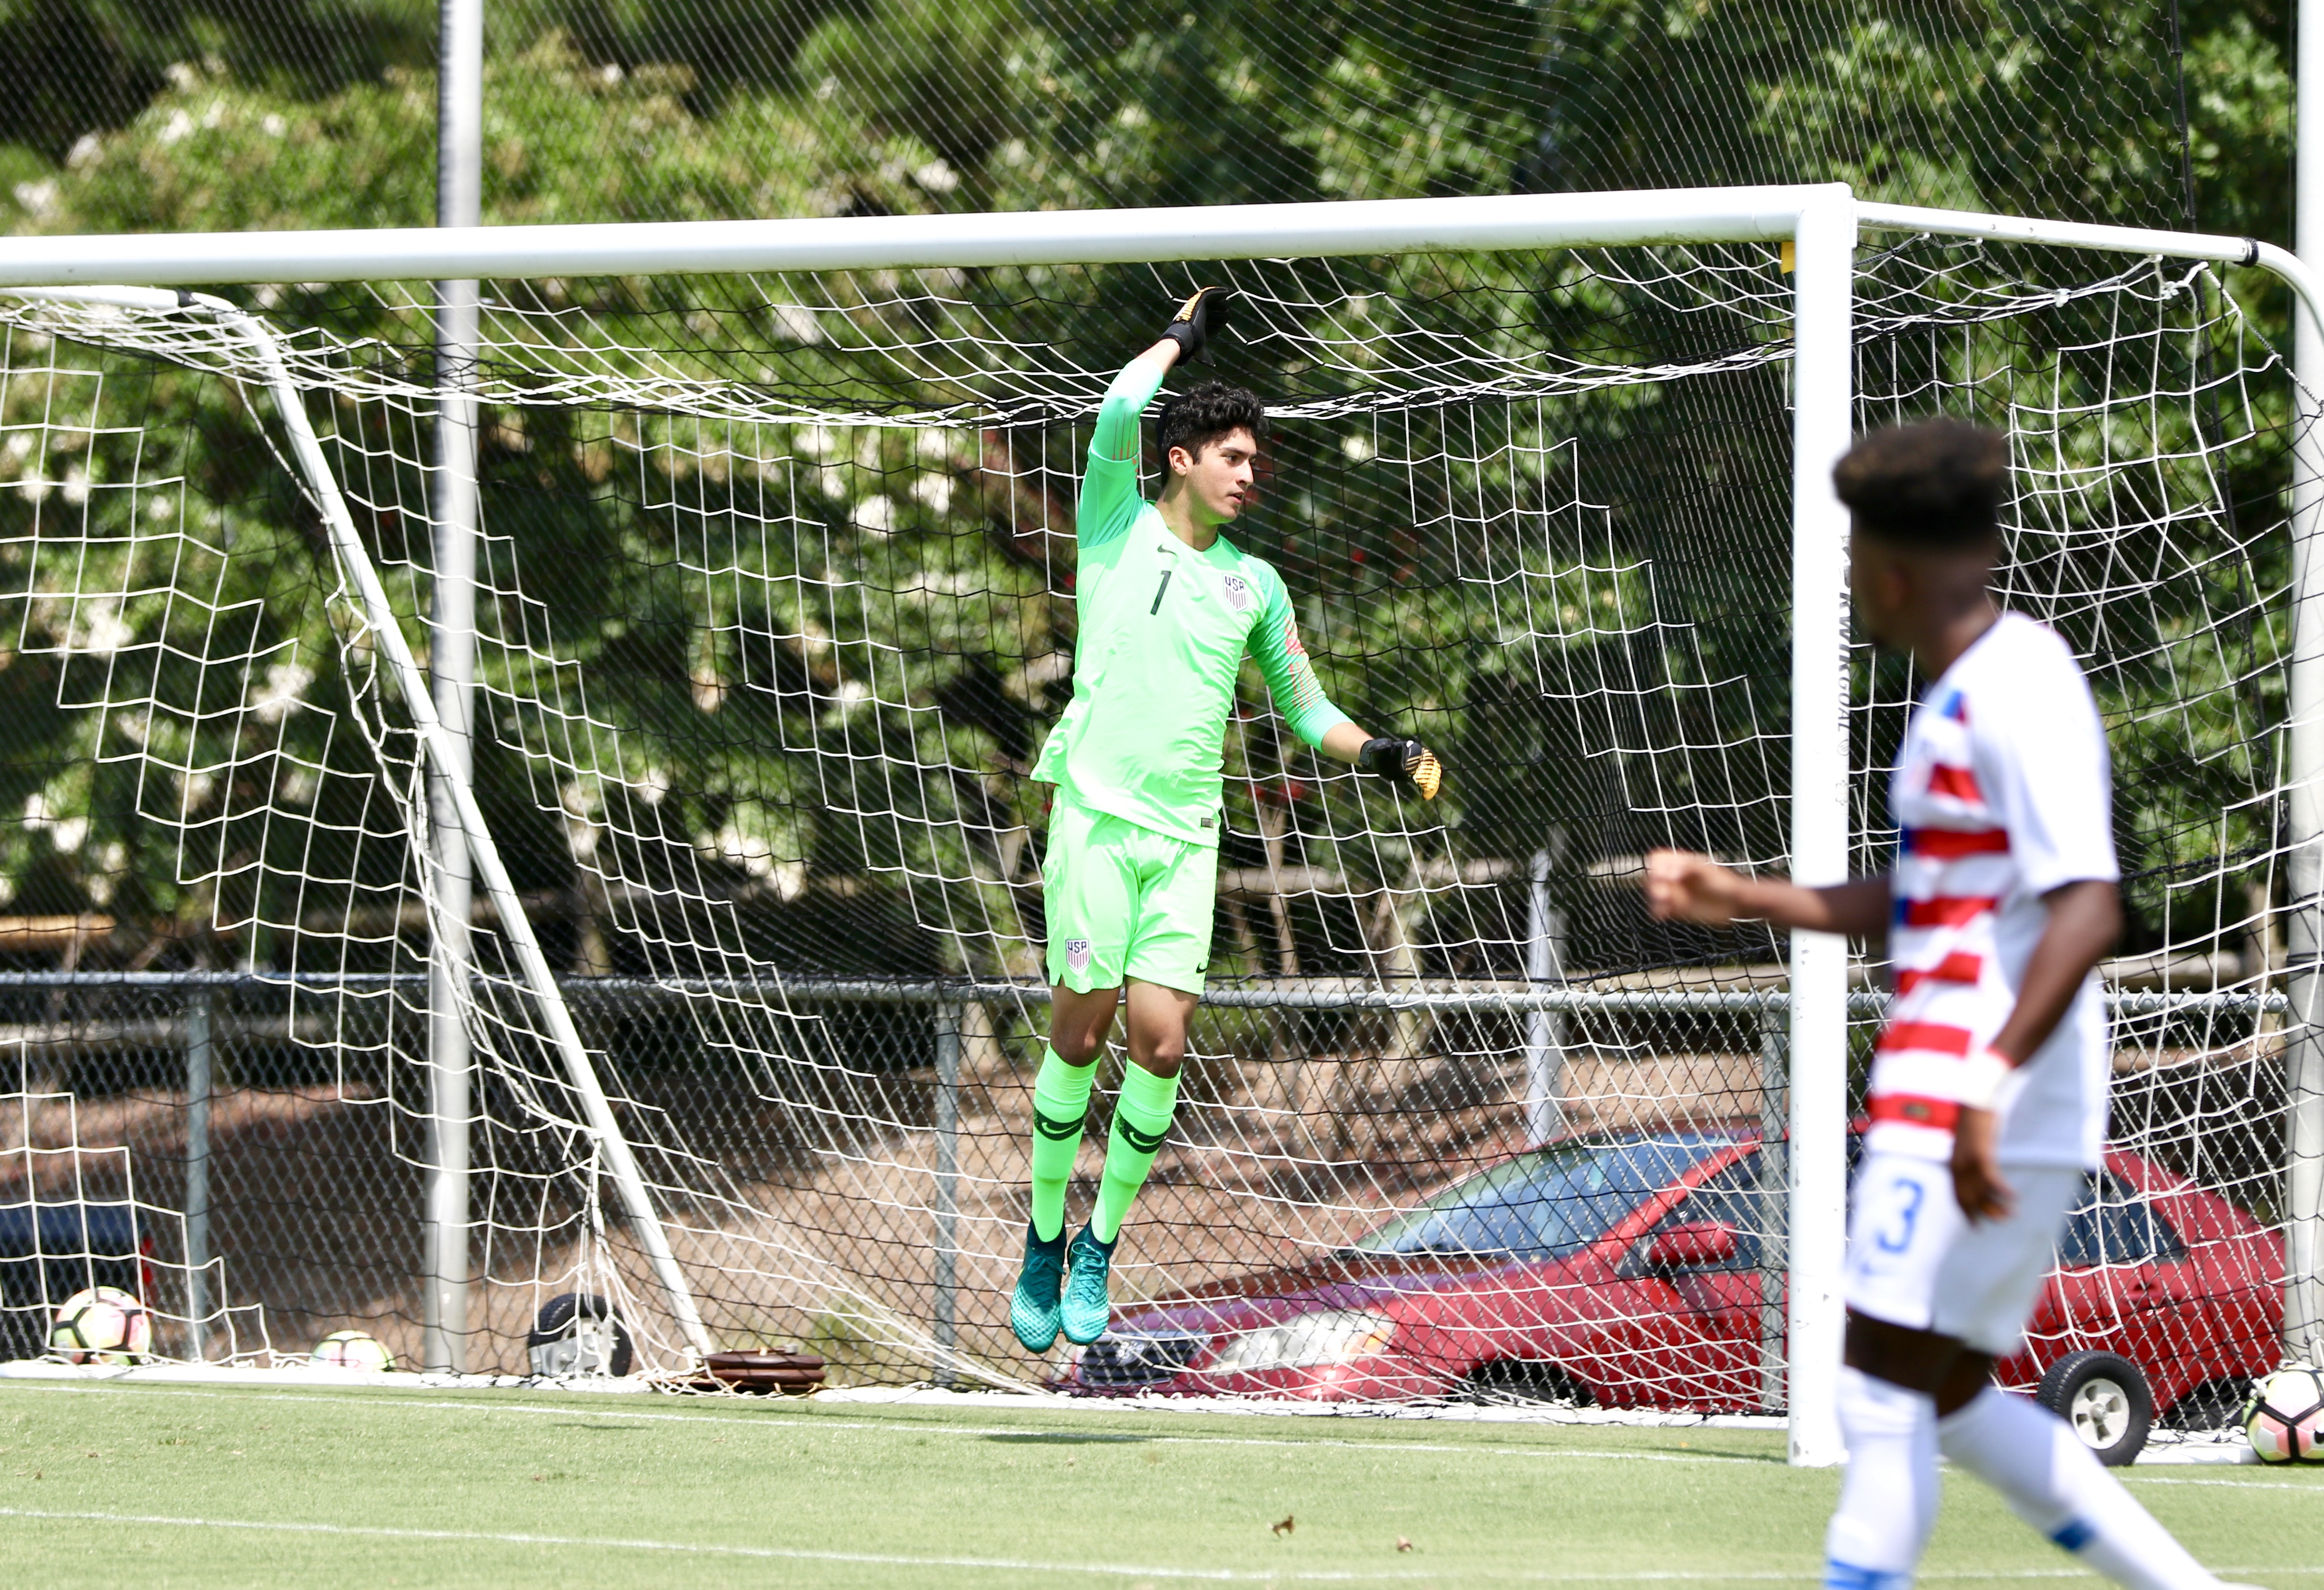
[1030,358,1349,847]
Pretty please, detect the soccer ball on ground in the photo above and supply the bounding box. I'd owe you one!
[310,1330,395,1371]
[2241,1365,2324,1464]
[49,1286,152,1364]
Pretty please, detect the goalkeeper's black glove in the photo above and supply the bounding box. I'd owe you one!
[1361,736,1441,800]
[1160,285,1235,364]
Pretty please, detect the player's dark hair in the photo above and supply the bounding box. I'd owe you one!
[1157,382,1268,464]
[1833,419,2009,549]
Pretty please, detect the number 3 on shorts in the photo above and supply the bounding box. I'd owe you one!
[1874,1175,1924,1255]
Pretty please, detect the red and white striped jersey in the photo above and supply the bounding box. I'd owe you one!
[1872,613,2118,1170]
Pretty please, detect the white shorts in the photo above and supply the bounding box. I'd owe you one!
[1842,1150,2084,1357]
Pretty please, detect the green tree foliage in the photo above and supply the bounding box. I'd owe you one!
[0,0,432,162]
[0,4,2304,975]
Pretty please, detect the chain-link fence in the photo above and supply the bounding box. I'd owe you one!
[0,967,2291,1427]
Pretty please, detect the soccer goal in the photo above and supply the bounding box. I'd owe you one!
[0,186,2317,1466]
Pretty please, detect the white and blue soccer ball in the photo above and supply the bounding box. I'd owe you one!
[49,1285,152,1364]
[2241,1365,2324,1465]
[310,1330,395,1371]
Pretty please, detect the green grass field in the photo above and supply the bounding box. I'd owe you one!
[1,1382,2319,1587]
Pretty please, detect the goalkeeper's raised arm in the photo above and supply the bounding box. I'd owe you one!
[1060,285,1440,795]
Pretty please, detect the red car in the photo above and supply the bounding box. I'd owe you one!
[1063,1127,2282,1461]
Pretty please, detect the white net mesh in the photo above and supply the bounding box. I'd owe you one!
[0,233,2306,1425]
[1852,244,2301,1435]
[0,1061,269,1365]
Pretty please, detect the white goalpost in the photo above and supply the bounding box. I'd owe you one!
[0,185,2317,1468]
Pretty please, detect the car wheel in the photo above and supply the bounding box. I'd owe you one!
[2036,1349,2152,1466]
[1462,1361,1592,1408]
[527,1292,635,1378]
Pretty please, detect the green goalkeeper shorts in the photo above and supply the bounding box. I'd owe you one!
[1041,797,1216,996]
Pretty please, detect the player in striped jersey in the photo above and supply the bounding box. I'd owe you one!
[1646,421,2248,1590]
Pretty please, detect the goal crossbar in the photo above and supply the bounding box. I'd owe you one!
[7,188,2324,314]
[0,186,1832,286]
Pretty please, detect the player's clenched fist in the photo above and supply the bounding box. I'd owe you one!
[1161,286,1235,364]
[1641,848,1746,925]
[1360,736,1441,799]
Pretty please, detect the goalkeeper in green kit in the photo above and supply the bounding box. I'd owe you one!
[1012,288,1441,1352]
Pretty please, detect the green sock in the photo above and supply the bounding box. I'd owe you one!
[1092,1062,1179,1243]
[1029,1046,1096,1243]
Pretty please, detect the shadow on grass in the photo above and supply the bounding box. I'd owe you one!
[1626,1437,1791,1464]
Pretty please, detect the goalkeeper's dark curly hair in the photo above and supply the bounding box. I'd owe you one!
[1157,382,1268,463]
[1833,418,2009,549]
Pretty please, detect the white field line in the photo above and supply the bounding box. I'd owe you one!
[4,1506,2318,1584]
[2127,1476,2324,1494]
[9,1382,2322,1495]
[1,1509,1357,1583]
[2130,1443,2258,1467]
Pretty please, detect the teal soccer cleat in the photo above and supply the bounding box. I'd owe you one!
[1011,1223,1067,1352]
[1060,1226,1116,1346]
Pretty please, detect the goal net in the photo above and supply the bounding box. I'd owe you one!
[0,204,2309,1433]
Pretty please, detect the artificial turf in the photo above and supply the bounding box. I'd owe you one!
[0,1381,2319,1587]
